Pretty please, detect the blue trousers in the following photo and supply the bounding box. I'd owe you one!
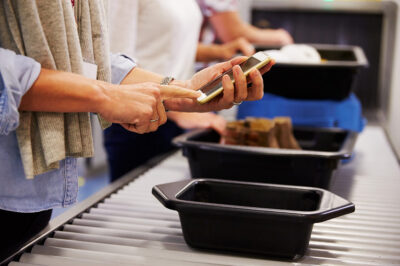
[104,121,183,182]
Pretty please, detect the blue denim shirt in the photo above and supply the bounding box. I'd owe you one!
[0,48,136,212]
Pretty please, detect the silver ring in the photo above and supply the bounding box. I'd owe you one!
[232,101,243,106]
[150,118,159,123]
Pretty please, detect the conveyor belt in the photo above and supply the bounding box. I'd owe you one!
[4,126,400,265]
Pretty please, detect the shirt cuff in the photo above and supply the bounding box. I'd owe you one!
[0,48,41,135]
[201,0,238,17]
[110,53,137,85]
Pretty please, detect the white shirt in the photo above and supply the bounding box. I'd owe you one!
[109,0,202,80]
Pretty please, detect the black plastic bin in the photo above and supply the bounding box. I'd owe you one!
[256,44,368,100]
[153,179,355,259]
[173,127,358,189]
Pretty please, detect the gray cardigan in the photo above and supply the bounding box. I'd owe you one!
[0,0,111,179]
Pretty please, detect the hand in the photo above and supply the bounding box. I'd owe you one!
[262,29,294,46]
[168,112,227,136]
[220,37,255,59]
[98,82,200,134]
[163,56,274,112]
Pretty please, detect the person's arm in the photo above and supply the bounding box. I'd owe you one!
[19,69,106,113]
[196,37,255,62]
[19,68,200,134]
[10,49,198,134]
[209,11,293,45]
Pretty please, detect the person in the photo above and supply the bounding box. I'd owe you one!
[197,0,293,46]
[0,1,272,261]
[105,0,255,181]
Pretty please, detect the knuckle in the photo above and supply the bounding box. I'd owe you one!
[148,97,157,108]
[152,88,161,98]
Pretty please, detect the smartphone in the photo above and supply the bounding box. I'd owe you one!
[197,52,271,104]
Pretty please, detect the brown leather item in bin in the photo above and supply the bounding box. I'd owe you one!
[274,117,301,150]
[225,121,246,145]
[244,118,280,148]
[224,117,300,150]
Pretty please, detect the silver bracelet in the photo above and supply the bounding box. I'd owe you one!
[160,76,175,85]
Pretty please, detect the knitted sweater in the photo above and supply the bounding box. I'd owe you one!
[0,0,110,179]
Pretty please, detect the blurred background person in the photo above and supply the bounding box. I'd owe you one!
[105,0,258,181]
[197,0,293,46]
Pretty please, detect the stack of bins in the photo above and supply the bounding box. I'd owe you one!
[165,45,369,259]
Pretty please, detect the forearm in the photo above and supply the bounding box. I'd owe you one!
[209,12,248,42]
[196,43,225,62]
[209,12,292,45]
[211,13,268,44]
[240,24,286,45]
[121,67,163,85]
[19,68,107,113]
[121,67,188,88]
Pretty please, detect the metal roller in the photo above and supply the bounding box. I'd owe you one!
[3,126,400,266]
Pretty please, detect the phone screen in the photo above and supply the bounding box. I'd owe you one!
[198,56,264,102]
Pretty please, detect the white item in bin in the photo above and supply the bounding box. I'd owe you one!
[264,49,291,63]
[265,44,321,64]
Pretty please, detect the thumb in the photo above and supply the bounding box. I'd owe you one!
[240,43,255,56]
[229,56,248,66]
[159,85,201,100]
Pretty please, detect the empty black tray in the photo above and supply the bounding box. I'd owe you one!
[173,126,358,189]
[256,44,368,100]
[153,179,355,259]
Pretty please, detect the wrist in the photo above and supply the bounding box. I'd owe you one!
[171,79,191,89]
[209,45,227,61]
[91,81,113,114]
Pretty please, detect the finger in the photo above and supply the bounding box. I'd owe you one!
[135,122,151,134]
[209,60,238,75]
[229,56,248,66]
[232,65,247,103]
[238,38,255,56]
[120,123,149,134]
[162,97,197,113]
[247,69,264,101]
[148,101,161,132]
[160,85,201,100]
[220,74,234,108]
[120,123,137,133]
[156,99,167,126]
[147,110,160,132]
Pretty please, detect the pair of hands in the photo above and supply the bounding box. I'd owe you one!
[98,56,274,134]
